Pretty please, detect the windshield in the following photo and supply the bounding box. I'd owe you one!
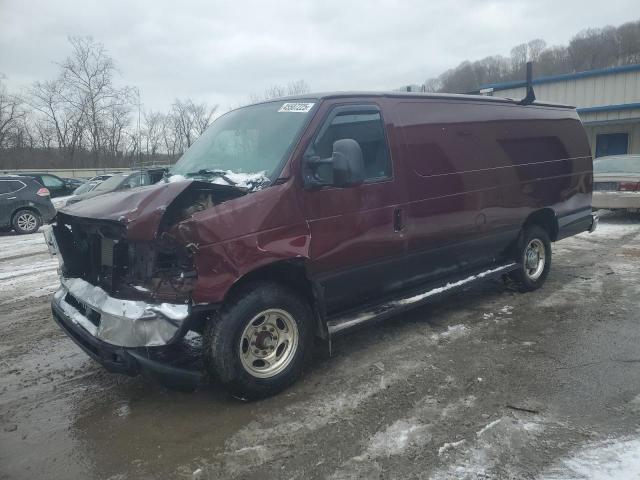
[92,174,127,192]
[170,100,316,186]
[594,155,640,174]
[73,182,98,195]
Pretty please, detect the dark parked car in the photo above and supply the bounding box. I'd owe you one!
[62,177,86,189]
[72,180,101,196]
[88,173,119,182]
[45,93,596,398]
[14,173,77,198]
[0,175,56,234]
[64,168,167,206]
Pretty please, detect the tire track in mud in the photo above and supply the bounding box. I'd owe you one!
[195,289,529,478]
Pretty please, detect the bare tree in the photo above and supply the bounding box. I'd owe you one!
[250,79,311,103]
[30,78,85,165]
[527,39,547,62]
[142,110,165,158]
[423,77,442,93]
[618,20,640,64]
[58,36,132,163]
[170,98,218,153]
[0,76,25,149]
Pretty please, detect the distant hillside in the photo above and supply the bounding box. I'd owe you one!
[417,19,640,94]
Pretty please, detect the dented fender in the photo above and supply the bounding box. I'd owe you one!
[190,225,311,304]
[171,181,312,304]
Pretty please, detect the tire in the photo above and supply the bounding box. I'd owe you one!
[509,225,551,292]
[203,281,314,400]
[12,209,41,235]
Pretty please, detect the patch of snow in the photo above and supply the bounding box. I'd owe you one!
[216,170,269,189]
[0,231,49,260]
[362,418,431,458]
[438,439,466,456]
[476,418,502,437]
[585,220,640,240]
[397,264,515,307]
[541,437,640,480]
[430,416,545,480]
[167,174,187,183]
[166,170,270,189]
[499,305,513,315]
[431,324,468,342]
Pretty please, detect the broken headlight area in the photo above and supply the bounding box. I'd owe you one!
[51,181,245,304]
[53,213,197,304]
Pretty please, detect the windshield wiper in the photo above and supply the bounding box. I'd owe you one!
[183,169,237,186]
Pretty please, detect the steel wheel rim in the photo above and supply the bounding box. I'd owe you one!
[239,308,299,378]
[17,213,37,232]
[524,238,545,281]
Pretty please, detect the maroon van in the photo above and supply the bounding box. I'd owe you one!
[44,92,597,398]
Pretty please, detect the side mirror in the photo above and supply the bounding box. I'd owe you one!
[304,138,365,189]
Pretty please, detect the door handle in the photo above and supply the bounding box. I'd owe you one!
[393,208,404,232]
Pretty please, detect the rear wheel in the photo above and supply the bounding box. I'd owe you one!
[203,282,313,399]
[509,225,551,292]
[12,209,41,234]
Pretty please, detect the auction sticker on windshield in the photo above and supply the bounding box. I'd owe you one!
[278,102,315,113]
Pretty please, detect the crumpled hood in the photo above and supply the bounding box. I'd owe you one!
[59,180,244,241]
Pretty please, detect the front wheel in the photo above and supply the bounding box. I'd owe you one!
[203,282,313,399]
[509,225,551,292]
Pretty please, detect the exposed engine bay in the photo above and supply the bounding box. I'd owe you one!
[52,181,246,304]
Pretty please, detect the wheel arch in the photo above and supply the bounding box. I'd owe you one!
[11,205,42,223]
[522,208,559,241]
[221,258,328,339]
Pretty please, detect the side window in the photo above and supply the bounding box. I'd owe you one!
[41,175,64,188]
[0,180,24,194]
[309,109,392,183]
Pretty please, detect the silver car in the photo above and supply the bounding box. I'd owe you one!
[592,154,640,212]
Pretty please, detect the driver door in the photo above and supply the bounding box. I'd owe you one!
[301,104,407,314]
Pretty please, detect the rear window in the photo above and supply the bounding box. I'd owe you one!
[594,156,640,174]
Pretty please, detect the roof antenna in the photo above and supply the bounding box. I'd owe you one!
[518,61,536,105]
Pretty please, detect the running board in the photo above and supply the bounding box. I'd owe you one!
[326,263,517,336]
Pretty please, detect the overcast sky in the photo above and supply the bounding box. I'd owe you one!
[0,0,637,112]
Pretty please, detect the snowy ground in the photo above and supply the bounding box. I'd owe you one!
[0,211,639,479]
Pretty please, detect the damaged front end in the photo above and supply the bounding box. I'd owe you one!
[45,180,246,386]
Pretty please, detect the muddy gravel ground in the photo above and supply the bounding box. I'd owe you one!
[1,211,640,479]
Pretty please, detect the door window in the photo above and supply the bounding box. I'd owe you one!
[308,109,391,184]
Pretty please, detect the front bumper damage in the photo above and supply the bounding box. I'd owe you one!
[44,225,205,389]
[54,277,189,348]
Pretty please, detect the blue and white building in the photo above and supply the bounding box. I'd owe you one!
[477,64,640,157]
